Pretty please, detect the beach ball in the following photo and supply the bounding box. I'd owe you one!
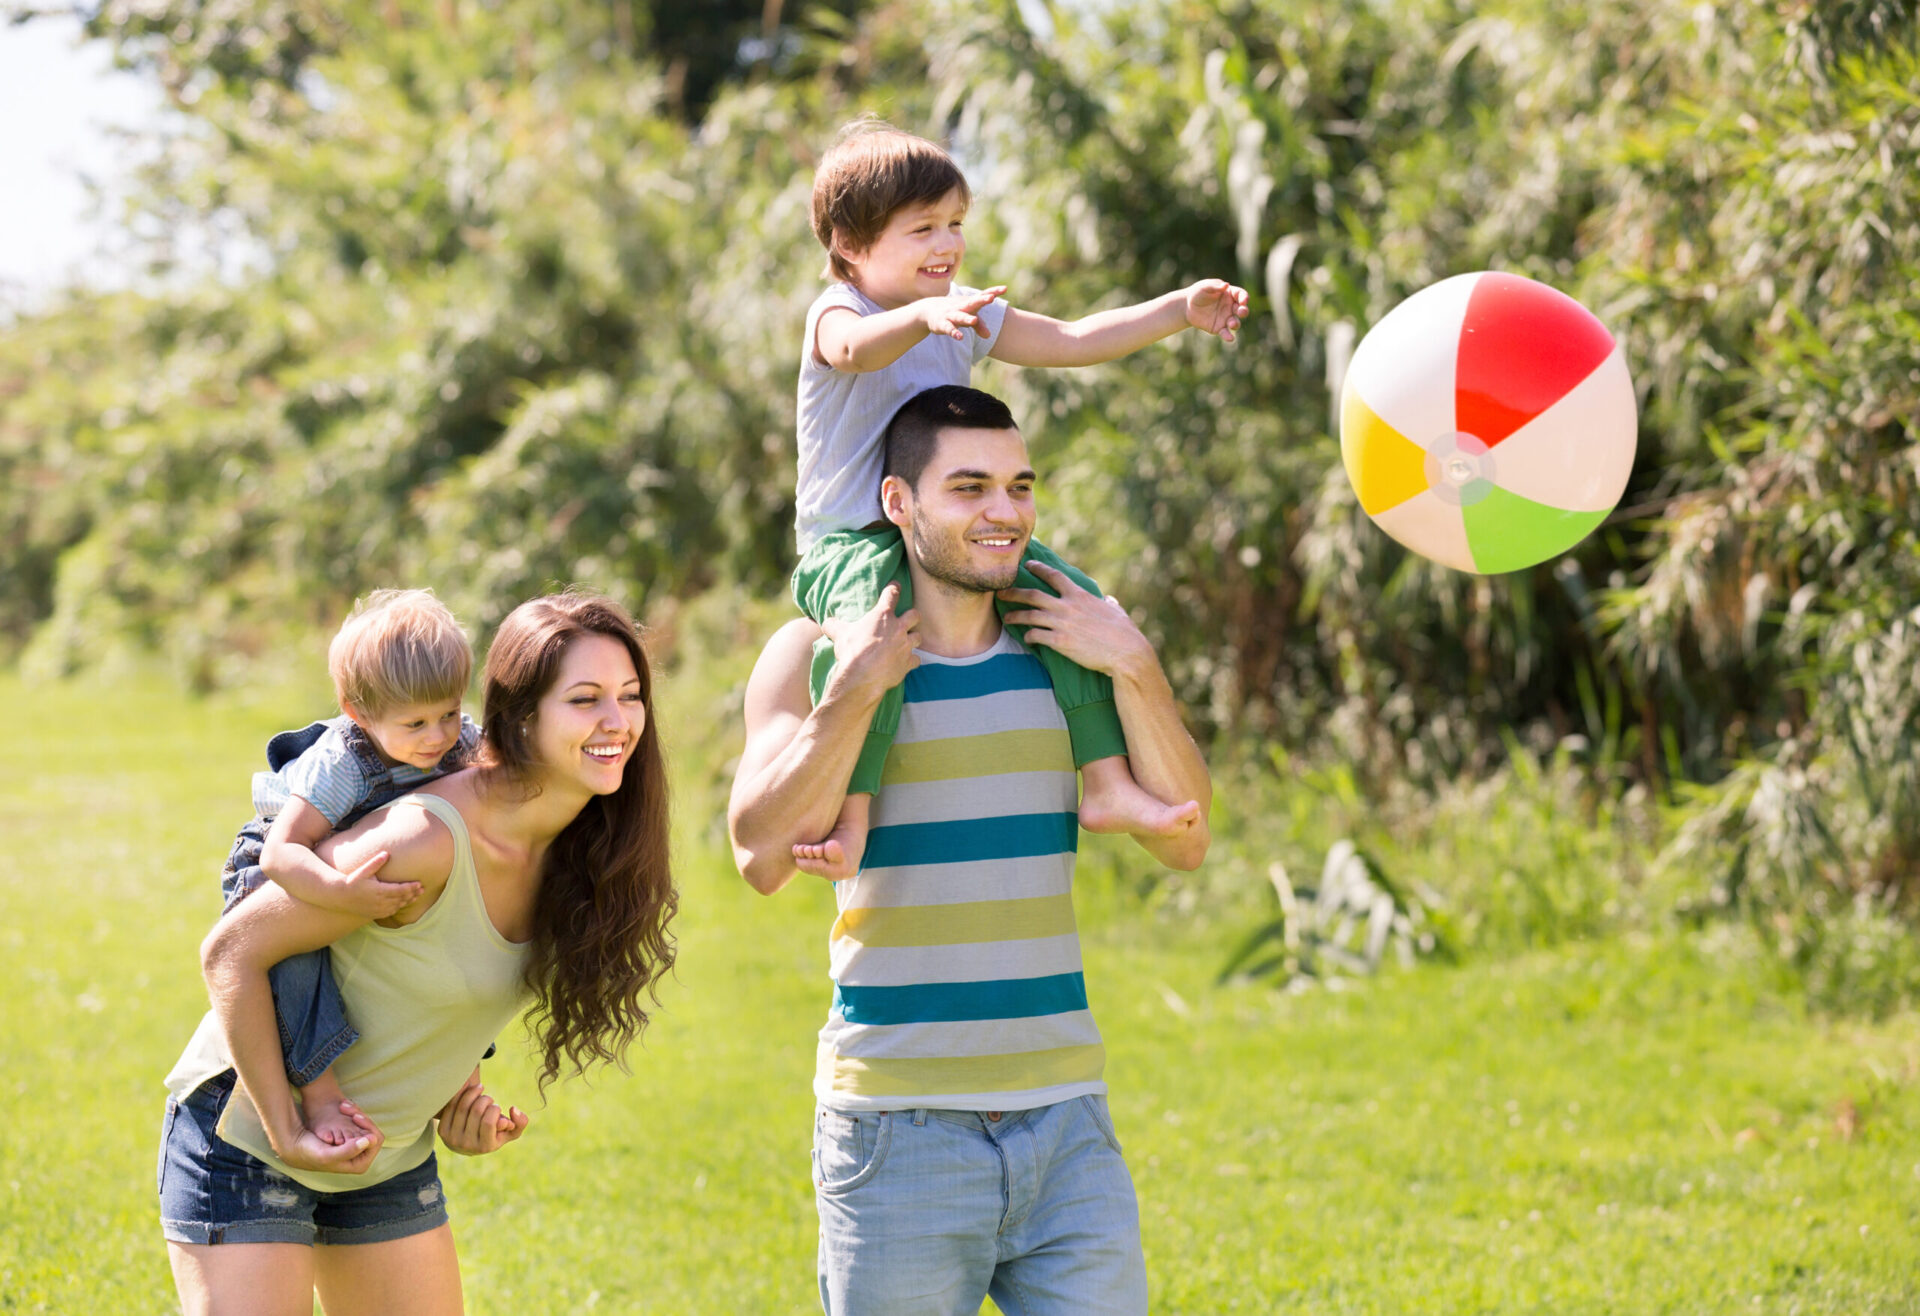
[1339,271,1636,574]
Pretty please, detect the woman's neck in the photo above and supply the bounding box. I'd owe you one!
[470,767,592,857]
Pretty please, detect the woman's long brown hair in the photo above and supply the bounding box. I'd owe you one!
[480,591,675,1093]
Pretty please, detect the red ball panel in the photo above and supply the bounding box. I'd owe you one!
[1455,272,1615,448]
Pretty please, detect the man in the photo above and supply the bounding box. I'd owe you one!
[728,385,1212,1315]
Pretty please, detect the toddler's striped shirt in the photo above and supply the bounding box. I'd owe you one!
[814,628,1104,1111]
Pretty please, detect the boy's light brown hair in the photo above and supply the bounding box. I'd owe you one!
[328,588,471,716]
[811,118,972,284]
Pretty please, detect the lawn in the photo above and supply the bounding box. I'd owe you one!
[2,671,1917,1313]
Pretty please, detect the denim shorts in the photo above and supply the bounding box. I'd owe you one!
[158,1069,449,1247]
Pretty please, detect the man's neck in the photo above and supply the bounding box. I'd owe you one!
[905,557,1003,658]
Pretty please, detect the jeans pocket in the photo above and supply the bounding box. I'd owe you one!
[157,1098,180,1197]
[1081,1094,1124,1155]
[813,1108,892,1194]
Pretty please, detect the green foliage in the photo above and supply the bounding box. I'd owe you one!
[3,0,1918,999]
[1217,839,1453,988]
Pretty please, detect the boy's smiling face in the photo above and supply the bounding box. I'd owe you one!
[840,187,968,309]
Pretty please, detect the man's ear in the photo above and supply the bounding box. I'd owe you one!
[880,474,912,529]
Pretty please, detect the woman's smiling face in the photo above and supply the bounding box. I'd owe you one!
[530,632,645,794]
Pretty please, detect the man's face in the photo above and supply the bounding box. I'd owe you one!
[889,425,1037,594]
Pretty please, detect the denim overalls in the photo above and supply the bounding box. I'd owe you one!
[219,718,479,1086]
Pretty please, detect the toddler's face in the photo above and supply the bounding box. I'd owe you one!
[843,187,969,308]
[355,699,466,771]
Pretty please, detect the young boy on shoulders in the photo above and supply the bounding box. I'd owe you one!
[792,118,1248,878]
[218,588,482,1145]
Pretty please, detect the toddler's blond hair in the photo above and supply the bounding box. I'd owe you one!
[327,589,471,716]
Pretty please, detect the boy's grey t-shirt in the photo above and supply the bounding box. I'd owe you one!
[794,281,1008,552]
[251,714,483,825]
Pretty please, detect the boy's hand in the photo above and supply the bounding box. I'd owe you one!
[437,1075,529,1156]
[917,286,1006,341]
[1185,279,1250,342]
[320,850,422,919]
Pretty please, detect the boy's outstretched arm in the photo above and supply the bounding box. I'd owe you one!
[816,287,1007,374]
[260,797,422,918]
[989,279,1250,368]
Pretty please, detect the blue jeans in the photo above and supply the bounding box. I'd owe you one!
[812,1095,1147,1316]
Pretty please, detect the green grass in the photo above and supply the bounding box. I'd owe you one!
[3,672,1919,1313]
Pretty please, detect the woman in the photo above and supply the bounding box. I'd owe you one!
[159,592,675,1315]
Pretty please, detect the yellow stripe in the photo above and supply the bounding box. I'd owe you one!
[881,729,1073,785]
[832,894,1078,947]
[820,1043,1106,1098]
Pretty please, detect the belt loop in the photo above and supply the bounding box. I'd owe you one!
[911,1108,928,1127]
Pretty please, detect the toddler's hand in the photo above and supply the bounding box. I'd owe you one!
[325,850,422,919]
[1185,279,1250,342]
[918,286,1006,341]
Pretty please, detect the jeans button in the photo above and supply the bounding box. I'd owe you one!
[987,1111,1001,1122]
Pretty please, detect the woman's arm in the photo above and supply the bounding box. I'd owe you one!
[200,802,454,1172]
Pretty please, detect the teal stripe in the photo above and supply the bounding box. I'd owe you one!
[864,812,1077,869]
[832,972,1089,1025]
[904,653,1051,704]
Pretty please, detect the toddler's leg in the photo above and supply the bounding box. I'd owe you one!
[1077,755,1203,839]
[1003,540,1201,840]
[793,527,914,796]
[268,949,359,1084]
[793,792,870,881]
[218,819,272,912]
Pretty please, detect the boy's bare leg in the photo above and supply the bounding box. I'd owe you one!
[793,793,870,881]
[1078,754,1202,838]
[298,1068,373,1147]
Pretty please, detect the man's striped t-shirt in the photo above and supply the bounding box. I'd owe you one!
[814,628,1104,1112]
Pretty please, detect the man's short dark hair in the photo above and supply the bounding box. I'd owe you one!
[882,386,1020,494]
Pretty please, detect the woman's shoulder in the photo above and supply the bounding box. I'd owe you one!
[349,783,475,887]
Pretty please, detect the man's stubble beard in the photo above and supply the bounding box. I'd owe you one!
[907,508,1026,596]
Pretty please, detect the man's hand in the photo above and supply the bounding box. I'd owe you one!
[437,1073,529,1156]
[1185,279,1250,343]
[916,286,1006,341]
[997,563,1153,679]
[820,583,922,707]
[316,850,421,920]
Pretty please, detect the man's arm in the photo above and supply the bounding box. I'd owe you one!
[998,563,1213,870]
[727,588,921,894]
[988,280,1249,368]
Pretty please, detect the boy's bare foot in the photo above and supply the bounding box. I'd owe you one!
[792,793,871,881]
[1077,755,1203,838]
[299,1070,374,1148]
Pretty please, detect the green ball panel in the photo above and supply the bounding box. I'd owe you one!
[1462,486,1608,574]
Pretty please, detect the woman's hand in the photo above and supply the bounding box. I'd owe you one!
[436,1072,529,1156]
[269,1103,384,1175]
